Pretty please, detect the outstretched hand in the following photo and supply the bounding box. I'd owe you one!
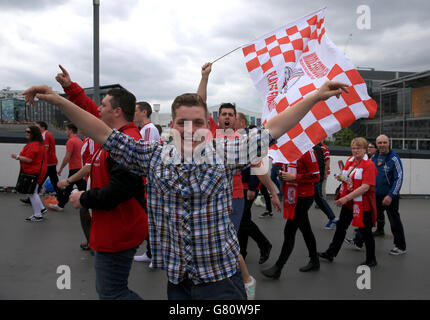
[23,85,61,106]
[55,64,72,88]
[317,81,349,101]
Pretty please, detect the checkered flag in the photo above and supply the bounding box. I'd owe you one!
[242,8,377,163]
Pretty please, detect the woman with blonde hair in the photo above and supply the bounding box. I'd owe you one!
[319,137,378,267]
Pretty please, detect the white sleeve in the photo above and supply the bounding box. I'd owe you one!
[142,125,160,142]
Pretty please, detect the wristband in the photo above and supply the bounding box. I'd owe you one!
[16,155,20,160]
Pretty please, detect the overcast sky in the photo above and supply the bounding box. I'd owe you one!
[1,0,429,113]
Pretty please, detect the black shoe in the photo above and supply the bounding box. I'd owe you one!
[359,260,377,268]
[373,230,385,237]
[318,252,333,262]
[299,258,320,272]
[261,264,282,279]
[259,244,272,264]
[20,198,31,205]
[41,208,47,215]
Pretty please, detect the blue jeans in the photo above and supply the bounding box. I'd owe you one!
[231,198,245,232]
[314,181,336,221]
[167,271,247,300]
[270,165,282,198]
[94,247,142,300]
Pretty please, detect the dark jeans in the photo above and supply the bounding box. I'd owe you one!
[41,165,61,197]
[259,185,272,212]
[326,206,376,263]
[94,246,142,300]
[314,181,336,221]
[57,169,87,208]
[79,208,91,242]
[167,271,246,300]
[375,196,406,250]
[270,165,282,198]
[276,196,317,268]
[238,189,271,258]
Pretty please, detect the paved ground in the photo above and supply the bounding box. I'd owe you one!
[1,192,429,300]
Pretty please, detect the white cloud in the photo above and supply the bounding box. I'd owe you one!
[0,0,429,113]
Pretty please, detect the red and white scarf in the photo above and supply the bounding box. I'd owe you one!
[339,155,374,228]
[281,162,298,220]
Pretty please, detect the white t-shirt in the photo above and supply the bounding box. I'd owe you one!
[140,122,160,142]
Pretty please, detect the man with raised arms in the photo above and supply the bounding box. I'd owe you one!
[24,79,348,300]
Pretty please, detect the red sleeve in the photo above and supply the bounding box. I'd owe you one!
[296,151,320,183]
[66,139,73,153]
[64,82,100,118]
[21,143,38,160]
[362,160,376,186]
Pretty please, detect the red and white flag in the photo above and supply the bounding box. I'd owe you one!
[242,8,377,163]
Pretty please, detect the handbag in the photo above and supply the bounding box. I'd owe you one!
[15,171,39,194]
[15,150,44,194]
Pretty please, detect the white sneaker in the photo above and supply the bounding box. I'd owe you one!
[149,262,154,269]
[254,196,265,207]
[25,215,43,222]
[134,252,151,263]
[244,276,256,300]
[48,203,64,212]
[389,247,407,255]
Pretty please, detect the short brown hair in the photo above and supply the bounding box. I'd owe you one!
[237,112,249,127]
[171,93,208,120]
[351,137,368,149]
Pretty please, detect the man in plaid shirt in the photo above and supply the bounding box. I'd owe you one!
[24,79,348,300]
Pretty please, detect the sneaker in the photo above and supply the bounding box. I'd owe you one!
[244,276,256,300]
[318,252,334,262]
[48,203,64,212]
[41,208,47,215]
[259,211,273,218]
[80,242,90,251]
[373,229,385,237]
[389,247,407,255]
[20,198,31,205]
[344,238,363,251]
[254,196,265,207]
[25,215,43,222]
[149,262,154,269]
[134,252,151,263]
[359,260,377,268]
[324,219,337,230]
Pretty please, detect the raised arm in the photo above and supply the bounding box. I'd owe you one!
[265,81,349,140]
[23,85,112,146]
[197,62,212,103]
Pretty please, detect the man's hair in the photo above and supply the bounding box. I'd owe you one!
[236,112,249,128]
[218,103,236,116]
[65,123,78,134]
[155,124,162,135]
[136,101,152,118]
[171,93,208,120]
[36,121,48,130]
[27,125,44,143]
[351,137,368,149]
[107,88,136,122]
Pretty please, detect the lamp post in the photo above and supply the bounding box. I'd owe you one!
[93,0,100,105]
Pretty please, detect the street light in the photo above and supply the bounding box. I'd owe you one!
[93,0,100,105]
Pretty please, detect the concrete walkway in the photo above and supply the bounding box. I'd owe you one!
[1,193,429,300]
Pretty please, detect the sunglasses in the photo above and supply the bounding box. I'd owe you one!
[25,130,31,134]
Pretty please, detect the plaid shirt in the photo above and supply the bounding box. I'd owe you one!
[103,127,274,284]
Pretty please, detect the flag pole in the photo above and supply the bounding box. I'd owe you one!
[211,46,242,64]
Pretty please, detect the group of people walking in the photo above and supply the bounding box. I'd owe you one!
[12,61,406,300]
